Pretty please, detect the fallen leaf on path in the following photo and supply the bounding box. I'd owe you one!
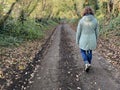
[98,88,101,90]
[18,65,25,70]
[76,75,79,77]
[0,70,4,78]
[77,87,81,90]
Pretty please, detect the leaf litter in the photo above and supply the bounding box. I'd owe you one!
[0,29,53,89]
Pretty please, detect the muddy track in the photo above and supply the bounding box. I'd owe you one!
[7,27,57,90]
[7,24,120,90]
[58,25,83,89]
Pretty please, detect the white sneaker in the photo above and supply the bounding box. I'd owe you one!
[88,64,91,67]
[85,64,91,72]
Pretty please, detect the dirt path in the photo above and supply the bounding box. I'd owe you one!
[26,24,120,90]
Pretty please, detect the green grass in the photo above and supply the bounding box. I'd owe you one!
[68,18,79,23]
[0,34,23,47]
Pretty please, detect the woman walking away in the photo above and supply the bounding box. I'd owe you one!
[76,6,99,72]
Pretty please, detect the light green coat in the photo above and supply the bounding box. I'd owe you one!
[76,15,99,50]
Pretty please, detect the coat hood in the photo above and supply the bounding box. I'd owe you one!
[82,15,95,22]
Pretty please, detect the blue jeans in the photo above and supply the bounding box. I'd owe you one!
[80,49,92,64]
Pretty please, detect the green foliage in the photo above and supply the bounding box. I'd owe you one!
[2,19,43,40]
[85,0,98,11]
[0,34,23,47]
[99,15,120,36]
[107,16,120,30]
[0,17,58,47]
[0,4,3,14]
[47,19,58,26]
[68,18,79,23]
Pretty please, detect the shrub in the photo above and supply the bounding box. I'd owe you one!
[0,18,58,47]
[0,34,23,47]
[99,15,120,35]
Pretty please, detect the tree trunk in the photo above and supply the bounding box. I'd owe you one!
[27,0,40,17]
[0,1,17,29]
[72,0,80,17]
[111,0,119,17]
[108,0,113,13]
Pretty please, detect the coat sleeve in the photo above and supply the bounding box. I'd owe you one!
[76,20,82,45]
[95,20,99,40]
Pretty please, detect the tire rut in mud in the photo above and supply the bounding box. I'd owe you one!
[7,27,56,90]
[58,25,83,90]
